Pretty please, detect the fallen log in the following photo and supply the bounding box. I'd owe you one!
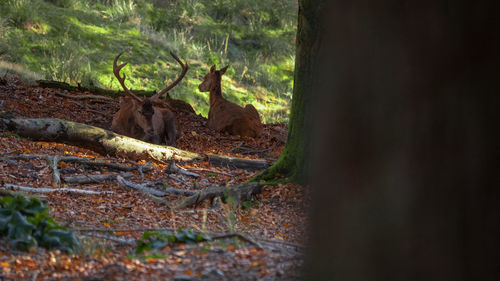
[0,116,271,170]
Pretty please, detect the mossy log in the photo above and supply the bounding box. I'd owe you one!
[0,116,270,170]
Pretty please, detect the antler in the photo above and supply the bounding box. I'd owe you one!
[152,51,189,100]
[113,52,143,102]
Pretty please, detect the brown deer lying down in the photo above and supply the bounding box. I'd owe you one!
[198,65,263,138]
[110,51,188,146]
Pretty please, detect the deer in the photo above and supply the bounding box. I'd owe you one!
[198,65,263,138]
[110,51,188,146]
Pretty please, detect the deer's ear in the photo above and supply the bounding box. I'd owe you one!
[220,65,229,75]
[210,65,216,73]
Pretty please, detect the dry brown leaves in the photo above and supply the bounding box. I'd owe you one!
[0,76,305,280]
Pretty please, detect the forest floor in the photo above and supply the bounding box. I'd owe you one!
[0,76,306,280]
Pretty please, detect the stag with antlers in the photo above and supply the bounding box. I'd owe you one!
[110,51,188,146]
[198,65,263,138]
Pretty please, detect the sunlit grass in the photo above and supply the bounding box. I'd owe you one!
[0,0,297,123]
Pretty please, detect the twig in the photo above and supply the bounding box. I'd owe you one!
[3,184,112,195]
[230,141,244,153]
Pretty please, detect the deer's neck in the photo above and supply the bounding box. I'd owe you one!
[209,79,224,106]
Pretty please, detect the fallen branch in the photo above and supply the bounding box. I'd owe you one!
[0,188,48,201]
[167,174,190,187]
[63,172,132,185]
[159,186,197,196]
[54,91,114,101]
[0,117,271,170]
[165,159,200,177]
[36,79,155,99]
[3,184,112,195]
[116,176,170,208]
[3,154,152,173]
[175,182,262,209]
[207,154,269,170]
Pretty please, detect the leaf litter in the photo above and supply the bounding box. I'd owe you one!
[0,76,306,280]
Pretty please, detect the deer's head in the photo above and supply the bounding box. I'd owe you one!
[110,51,188,146]
[198,65,228,93]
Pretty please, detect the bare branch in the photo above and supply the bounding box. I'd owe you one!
[3,184,112,195]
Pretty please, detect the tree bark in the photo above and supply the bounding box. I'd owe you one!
[304,0,500,281]
[0,116,269,170]
[254,0,323,184]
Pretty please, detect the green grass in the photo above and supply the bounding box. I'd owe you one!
[0,0,297,123]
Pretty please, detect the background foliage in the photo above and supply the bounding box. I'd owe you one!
[0,0,297,123]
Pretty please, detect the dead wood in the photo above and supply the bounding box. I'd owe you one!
[174,182,262,209]
[45,155,61,187]
[3,183,112,195]
[116,176,170,208]
[54,91,114,101]
[35,79,155,99]
[206,154,269,170]
[3,154,151,173]
[0,188,48,201]
[63,172,132,185]
[167,174,191,187]
[165,159,200,177]
[0,116,271,170]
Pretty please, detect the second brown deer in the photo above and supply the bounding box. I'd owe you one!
[110,51,188,146]
[198,65,263,138]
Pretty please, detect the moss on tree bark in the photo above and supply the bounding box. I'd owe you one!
[254,0,325,184]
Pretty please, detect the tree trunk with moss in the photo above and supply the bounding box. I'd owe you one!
[255,0,325,184]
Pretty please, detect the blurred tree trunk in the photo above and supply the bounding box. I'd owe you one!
[305,0,500,281]
[255,0,326,184]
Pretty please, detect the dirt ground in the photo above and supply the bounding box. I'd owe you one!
[0,76,306,280]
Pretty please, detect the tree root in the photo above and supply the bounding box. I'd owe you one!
[174,182,262,209]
